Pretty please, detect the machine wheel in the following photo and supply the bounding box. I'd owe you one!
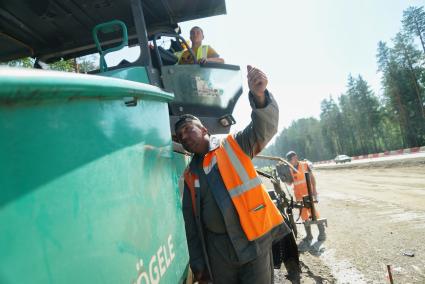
[282,232,301,275]
[272,231,301,275]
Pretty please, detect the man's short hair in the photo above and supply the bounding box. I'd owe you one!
[174,114,204,133]
[190,26,203,34]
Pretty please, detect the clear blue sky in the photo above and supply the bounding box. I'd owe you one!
[110,0,425,132]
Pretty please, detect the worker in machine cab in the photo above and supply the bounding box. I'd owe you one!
[286,151,326,241]
[175,66,290,284]
[178,26,224,64]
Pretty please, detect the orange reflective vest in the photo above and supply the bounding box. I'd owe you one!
[290,161,309,200]
[184,135,284,241]
[290,161,320,220]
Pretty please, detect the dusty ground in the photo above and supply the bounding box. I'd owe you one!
[274,157,425,283]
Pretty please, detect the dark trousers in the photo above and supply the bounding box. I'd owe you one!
[206,232,274,284]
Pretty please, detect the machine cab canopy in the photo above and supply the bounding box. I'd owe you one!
[0,0,226,62]
[0,0,242,135]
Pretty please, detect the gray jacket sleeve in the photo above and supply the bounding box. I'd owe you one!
[234,90,279,158]
[182,183,206,273]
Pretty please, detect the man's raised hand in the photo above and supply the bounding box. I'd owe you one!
[247,65,268,107]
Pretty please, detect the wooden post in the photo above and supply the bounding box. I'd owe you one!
[387,264,394,284]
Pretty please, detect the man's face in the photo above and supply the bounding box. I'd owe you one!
[289,155,299,166]
[190,27,204,45]
[176,122,208,154]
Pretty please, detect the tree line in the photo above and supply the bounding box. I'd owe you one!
[259,6,425,163]
[3,56,98,73]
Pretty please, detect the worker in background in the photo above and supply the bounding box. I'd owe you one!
[175,66,290,284]
[286,151,326,241]
[179,26,224,64]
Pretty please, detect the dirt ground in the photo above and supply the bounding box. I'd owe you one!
[274,157,425,283]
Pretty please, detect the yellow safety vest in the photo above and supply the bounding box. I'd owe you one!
[196,45,209,60]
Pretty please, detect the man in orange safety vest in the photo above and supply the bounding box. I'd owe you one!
[175,66,290,284]
[286,151,326,241]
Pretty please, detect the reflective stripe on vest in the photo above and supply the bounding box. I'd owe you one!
[196,45,209,60]
[184,134,284,241]
[221,141,263,197]
[293,180,306,186]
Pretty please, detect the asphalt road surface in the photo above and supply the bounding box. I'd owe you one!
[274,156,425,283]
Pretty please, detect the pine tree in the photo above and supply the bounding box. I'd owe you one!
[402,6,425,53]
